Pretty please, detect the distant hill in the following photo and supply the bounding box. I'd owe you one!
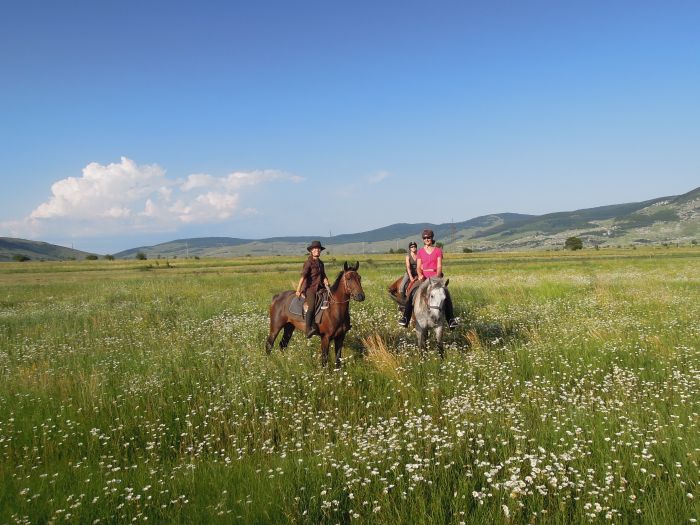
[4,186,698,260]
[0,238,97,262]
[112,186,699,257]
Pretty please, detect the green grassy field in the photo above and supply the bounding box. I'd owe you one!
[1,249,699,524]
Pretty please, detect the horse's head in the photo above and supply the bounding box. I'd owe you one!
[341,261,365,301]
[425,277,447,311]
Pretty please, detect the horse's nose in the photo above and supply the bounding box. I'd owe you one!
[355,292,365,302]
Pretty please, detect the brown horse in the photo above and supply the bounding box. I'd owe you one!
[266,262,365,367]
[387,275,420,308]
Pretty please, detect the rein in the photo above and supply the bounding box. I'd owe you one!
[329,272,354,304]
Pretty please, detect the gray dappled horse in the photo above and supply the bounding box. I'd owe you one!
[412,277,449,357]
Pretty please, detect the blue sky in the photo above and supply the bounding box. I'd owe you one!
[1,0,699,253]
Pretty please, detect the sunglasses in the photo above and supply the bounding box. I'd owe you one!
[422,236,432,240]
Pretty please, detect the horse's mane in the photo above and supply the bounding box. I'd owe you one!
[415,277,445,304]
[330,263,359,293]
[330,270,345,293]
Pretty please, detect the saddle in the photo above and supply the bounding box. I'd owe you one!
[404,279,420,300]
[389,278,420,312]
[288,289,328,323]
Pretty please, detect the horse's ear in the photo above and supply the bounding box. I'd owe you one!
[343,261,349,272]
[353,261,359,271]
[445,278,449,287]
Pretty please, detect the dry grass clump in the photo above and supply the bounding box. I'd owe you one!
[362,333,402,379]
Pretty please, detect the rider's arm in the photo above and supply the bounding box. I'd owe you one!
[296,276,305,297]
[405,255,412,277]
[436,253,443,278]
[416,257,424,280]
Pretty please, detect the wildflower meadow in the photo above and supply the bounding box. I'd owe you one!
[0,248,698,524]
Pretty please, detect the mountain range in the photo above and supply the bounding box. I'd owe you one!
[2,186,698,260]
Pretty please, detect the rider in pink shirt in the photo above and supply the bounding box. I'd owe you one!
[398,229,458,329]
[416,244,442,278]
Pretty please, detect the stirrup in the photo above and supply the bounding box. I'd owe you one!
[448,318,459,329]
[320,300,329,310]
[397,317,408,327]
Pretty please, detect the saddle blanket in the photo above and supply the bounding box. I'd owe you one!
[288,294,325,323]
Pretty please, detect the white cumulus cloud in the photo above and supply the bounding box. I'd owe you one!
[30,157,167,220]
[4,157,304,239]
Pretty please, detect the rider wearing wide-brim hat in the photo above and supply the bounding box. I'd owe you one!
[398,229,459,329]
[296,240,331,337]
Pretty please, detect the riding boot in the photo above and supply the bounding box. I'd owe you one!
[445,289,458,329]
[399,300,413,327]
[305,309,318,338]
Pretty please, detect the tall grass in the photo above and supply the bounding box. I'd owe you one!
[0,249,699,523]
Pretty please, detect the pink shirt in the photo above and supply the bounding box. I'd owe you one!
[417,247,442,277]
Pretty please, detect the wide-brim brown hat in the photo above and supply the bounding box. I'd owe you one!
[307,240,325,252]
[422,229,434,239]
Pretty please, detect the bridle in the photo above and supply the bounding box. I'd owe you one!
[425,282,446,310]
[329,270,359,304]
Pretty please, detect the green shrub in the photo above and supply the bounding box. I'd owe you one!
[564,236,583,250]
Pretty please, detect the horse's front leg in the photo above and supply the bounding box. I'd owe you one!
[320,335,332,367]
[434,325,444,358]
[334,333,346,368]
[415,325,427,353]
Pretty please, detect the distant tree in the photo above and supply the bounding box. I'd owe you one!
[462,247,473,253]
[12,254,30,262]
[396,248,406,254]
[692,240,698,246]
[104,254,115,261]
[435,242,444,249]
[564,237,583,251]
[135,251,147,260]
[388,248,395,254]
[85,254,98,260]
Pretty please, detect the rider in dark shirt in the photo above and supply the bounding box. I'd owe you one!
[399,241,418,299]
[296,240,331,337]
